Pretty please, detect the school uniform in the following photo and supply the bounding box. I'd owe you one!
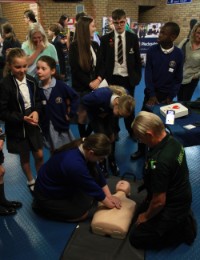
[33,147,107,221]
[39,77,79,150]
[81,87,120,176]
[0,73,43,154]
[100,30,142,135]
[81,87,115,136]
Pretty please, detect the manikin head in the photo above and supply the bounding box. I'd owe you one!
[116,180,131,196]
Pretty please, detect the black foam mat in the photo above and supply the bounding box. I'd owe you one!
[61,176,146,260]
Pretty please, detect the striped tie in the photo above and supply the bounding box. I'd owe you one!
[118,35,123,64]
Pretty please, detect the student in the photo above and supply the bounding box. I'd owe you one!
[48,23,67,81]
[100,9,142,137]
[81,86,135,176]
[131,22,183,160]
[75,12,100,45]
[0,127,22,215]
[58,14,70,49]
[129,111,197,249]
[0,48,43,193]
[1,22,21,60]
[32,133,121,222]
[69,16,104,138]
[36,55,79,153]
[23,10,37,26]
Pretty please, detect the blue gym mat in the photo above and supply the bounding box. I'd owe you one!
[0,148,77,260]
[1,73,200,259]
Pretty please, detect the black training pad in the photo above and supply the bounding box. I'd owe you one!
[61,176,146,260]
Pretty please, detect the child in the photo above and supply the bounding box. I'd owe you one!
[0,48,44,193]
[0,126,22,215]
[81,85,135,177]
[1,22,21,61]
[131,22,183,160]
[48,23,66,81]
[33,133,121,222]
[36,55,79,153]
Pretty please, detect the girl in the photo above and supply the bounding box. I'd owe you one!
[48,23,66,81]
[32,133,121,222]
[36,55,79,153]
[81,85,135,177]
[0,48,43,192]
[69,16,105,138]
[1,22,21,60]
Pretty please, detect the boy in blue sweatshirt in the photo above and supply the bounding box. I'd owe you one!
[131,22,184,160]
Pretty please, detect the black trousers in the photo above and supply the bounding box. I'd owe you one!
[177,79,199,102]
[129,209,197,250]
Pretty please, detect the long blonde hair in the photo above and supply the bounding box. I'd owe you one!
[26,23,48,50]
[109,85,135,117]
[190,22,200,44]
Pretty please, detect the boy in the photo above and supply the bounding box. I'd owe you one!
[131,22,184,160]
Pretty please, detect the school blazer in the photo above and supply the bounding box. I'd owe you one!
[100,31,142,88]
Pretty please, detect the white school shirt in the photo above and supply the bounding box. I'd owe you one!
[16,76,31,110]
[113,30,128,77]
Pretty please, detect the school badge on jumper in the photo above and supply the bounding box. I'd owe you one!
[55,97,62,104]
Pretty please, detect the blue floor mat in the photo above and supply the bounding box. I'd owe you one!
[0,149,77,260]
[146,145,200,260]
[1,72,200,259]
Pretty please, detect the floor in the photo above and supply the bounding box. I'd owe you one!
[1,71,200,259]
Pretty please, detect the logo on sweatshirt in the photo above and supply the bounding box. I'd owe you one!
[55,97,62,104]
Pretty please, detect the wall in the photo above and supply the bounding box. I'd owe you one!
[0,0,138,42]
[0,3,30,42]
[0,0,199,43]
[139,0,200,43]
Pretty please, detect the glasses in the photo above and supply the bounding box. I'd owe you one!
[113,20,126,26]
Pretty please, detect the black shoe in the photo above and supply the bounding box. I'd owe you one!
[184,211,197,245]
[0,205,16,216]
[109,161,120,176]
[130,150,144,160]
[0,200,22,209]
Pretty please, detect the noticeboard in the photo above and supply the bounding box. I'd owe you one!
[167,0,192,4]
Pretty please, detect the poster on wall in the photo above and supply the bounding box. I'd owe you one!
[167,0,192,4]
[101,19,162,66]
[137,23,162,65]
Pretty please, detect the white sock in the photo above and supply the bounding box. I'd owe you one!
[27,179,35,186]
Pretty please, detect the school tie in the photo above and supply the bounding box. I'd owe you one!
[118,35,123,64]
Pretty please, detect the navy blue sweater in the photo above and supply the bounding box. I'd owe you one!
[39,79,79,134]
[145,44,183,99]
[81,87,113,120]
[35,148,107,201]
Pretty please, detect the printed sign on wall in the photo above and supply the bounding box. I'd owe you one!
[167,0,192,4]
